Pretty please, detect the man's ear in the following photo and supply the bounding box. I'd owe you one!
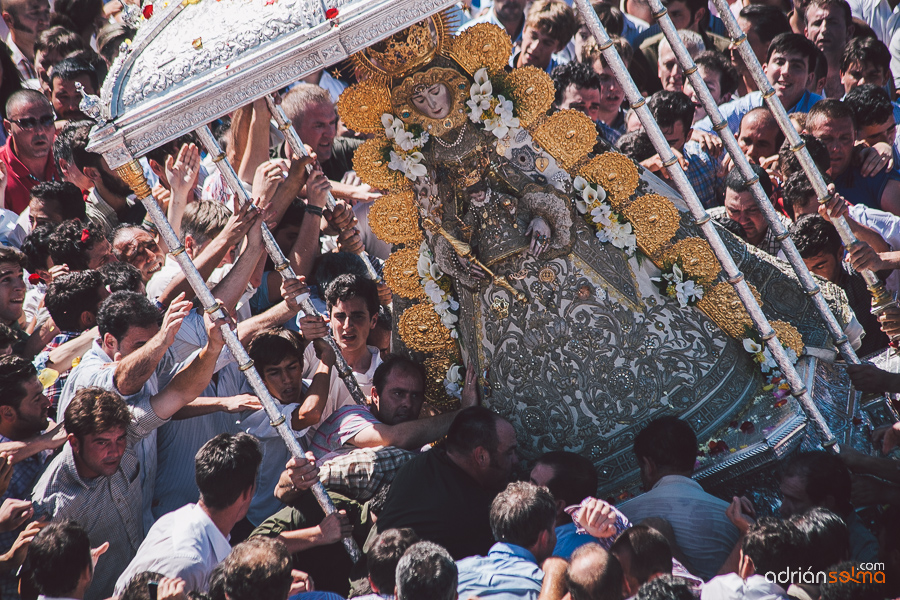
[738,552,756,578]
[148,158,164,179]
[79,310,96,330]
[83,165,101,184]
[0,404,16,423]
[67,432,80,453]
[691,7,706,30]
[474,445,490,467]
[1,12,12,29]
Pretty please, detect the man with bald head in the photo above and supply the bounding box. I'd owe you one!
[0,0,49,84]
[737,108,784,166]
[565,543,624,600]
[0,90,58,214]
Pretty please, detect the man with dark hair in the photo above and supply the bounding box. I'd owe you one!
[0,246,30,353]
[0,0,49,84]
[645,90,722,208]
[695,34,822,136]
[733,5,792,96]
[529,451,609,558]
[636,574,695,600]
[551,61,602,124]
[804,0,854,97]
[637,0,731,75]
[701,518,800,599]
[53,120,93,192]
[33,25,86,93]
[736,107,785,167]
[456,482,558,600]
[60,121,145,235]
[396,541,458,600]
[844,84,897,152]
[356,528,420,600]
[565,543,624,600]
[48,57,97,122]
[214,537,295,600]
[787,508,850,599]
[779,450,879,561]
[684,50,740,123]
[840,37,892,96]
[48,219,116,271]
[709,165,786,256]
[618,416,740,580]
[114,433,263,595]
[1,90,58,215]
[23,521,96,600]
[376,407,519,559]
[99,261,145,294]
[790,214,890,356]
[610,525,674,597]
[0,355,64,600]
[38,269,107,412]
[25,180,86,232]
[31,308,227,600]
[806,99,900,213]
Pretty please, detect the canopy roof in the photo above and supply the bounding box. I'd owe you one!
[87,0,454,165]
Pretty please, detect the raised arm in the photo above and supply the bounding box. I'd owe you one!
[291,338,335,430]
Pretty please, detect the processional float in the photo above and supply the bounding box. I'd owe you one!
[83,0,896,530]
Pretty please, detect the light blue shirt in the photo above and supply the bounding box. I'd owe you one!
[457,542,544,600]
[694,90,823,135]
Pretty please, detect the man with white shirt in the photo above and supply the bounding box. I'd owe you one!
[1,0,48,86]
[114,433,262,596]
[617,416,739,581]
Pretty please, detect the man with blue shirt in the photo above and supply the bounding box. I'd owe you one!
[806,99,900,214]
[456,482,558,600]
[694,33,822,136]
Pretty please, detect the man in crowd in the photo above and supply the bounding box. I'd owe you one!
[840,37,893,97]
[208,537,298,600]
[565,544,624,600]
[48,220,116,271]
[736,107,785,167]
[512,0,577,73]
[804,0,854,97]
[610,526,676,597]
[710,166,789,256]
[114,433,262,595]
[22,521,102,600]
[657,31,705,93]
[396,542,458,600]
[844,84,897,151]
[1,0,49,83]
[551,62,603,125]
[733,5,792,96]
[111,225,165,283]
[355,528,420,600]
[23,180,86,234]
[461,0,527,43]
[48,57,98,123]
[1,90,58,215]
[683,50,740,124]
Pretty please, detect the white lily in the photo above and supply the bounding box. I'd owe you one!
[742,338,763,354]
[573,176,589,192]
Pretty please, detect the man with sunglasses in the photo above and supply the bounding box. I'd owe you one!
[0,89,58,215]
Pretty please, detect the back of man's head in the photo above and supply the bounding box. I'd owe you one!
[790,215,843,261]
[636,574,696,600]
[610,525,673,588]
[395,541,457,600]
[98,261,144,293]
[779,133,830,179]
[790,507,850,572]
[195,432,262,511]
[24,520,91,599]
[444,406,500,456]
[533,451,597,507]
[741,517,802,576]
[367,528,420,595]
[219,537,292,600]
[119,571,166,600]
[45,269,103,333]
[97,290,160,341]
[725,164,774,197]
[48,219,106,271]
[181,200,230,246]
[490,481,556,548]
[843,84,893,130]
[566,543,624,600]
[633,416,697,474]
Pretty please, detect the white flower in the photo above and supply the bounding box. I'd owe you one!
[605,221,636,253]
[424,280,444,304]
[671,262,684,283]
[444,381,462,398]
[447,364,463,384]
[591,203,612,226]
[441,311,459,329]
[394,129,416,152]
[429,262,443,280]
[742,338,763,354]
[783,347,798,364]
[675,279,703,307]
[405,152,427,179]
[760,348,778,373]
[573,176,589,192]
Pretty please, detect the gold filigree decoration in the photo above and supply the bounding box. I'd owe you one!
[399,303,456,353]
[391,67,469,138]
[579,153,639,209]
[352,16,447,81]
[369,190,423,245]
[662,238,720,285]
[771,320,805,357]
[530,109,596,170]
[448,23,511,75]
[352,136,411,191]
[696,282,763,339]
[424,355,462,410]
[337,80,393,134]
[503,66,555,129]
[383,247,426,300]
[622,194,680,256]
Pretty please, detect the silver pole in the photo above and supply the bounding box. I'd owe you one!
[194,125,367,407]
[706,0,899,437]
[264,94,384,283]
[115,159,362,562]
[573,1,840,449]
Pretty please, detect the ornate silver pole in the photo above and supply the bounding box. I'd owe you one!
[264,94,384,284]
[194,125,367,406]
[573,0,840,449]
[115,159,362,563]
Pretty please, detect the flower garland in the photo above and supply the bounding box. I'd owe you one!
[572,176,637,255]
[466,68,521,140]
[417,242,460,338]
[651,260,704,308]
[741,335,798,391]
[382,113,429,181]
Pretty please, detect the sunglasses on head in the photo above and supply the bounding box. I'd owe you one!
[9,114,55,130]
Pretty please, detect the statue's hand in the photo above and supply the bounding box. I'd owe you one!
[458,255,487,279]
[526,217,551,256]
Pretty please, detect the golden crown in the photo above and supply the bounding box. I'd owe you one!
[353,14,452,80]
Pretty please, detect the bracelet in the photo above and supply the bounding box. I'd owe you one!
[305,204,324,216]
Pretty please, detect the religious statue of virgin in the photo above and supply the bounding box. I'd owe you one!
[339,15,856,494]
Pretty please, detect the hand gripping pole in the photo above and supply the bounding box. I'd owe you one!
[115,159,362,562]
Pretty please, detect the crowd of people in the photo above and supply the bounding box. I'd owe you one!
[0,0,894,598]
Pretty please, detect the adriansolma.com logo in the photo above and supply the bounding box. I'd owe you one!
[765,563,887,585]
